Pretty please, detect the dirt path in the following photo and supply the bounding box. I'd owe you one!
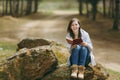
[16,10,78,43]
[16,19,66,43]
[1,10,120,72]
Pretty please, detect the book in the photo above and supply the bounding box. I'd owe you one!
[72,38,83,45]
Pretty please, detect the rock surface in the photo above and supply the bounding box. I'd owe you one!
[42,64,109,80]
[0,46,58,80]
[0,39,109,80]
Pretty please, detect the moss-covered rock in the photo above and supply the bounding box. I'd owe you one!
[0,46,58,80]
[0,38,109,80]
[42,64,109,80]
[17,38,70,64]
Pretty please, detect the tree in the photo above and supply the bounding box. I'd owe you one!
[0,0,40,17]
[78,0,83,15]
[90,0,99,20]
[33,0,39,13]
[20,0,24,16]
[103,0,106,17]
[5,0,9,14]
[112,0,120,30]
[9,0,12,15]
[26,0,32,15]
[86,0,89,17]
[108,0,115,18]
[15,0,20,17]
[2,0,5,15]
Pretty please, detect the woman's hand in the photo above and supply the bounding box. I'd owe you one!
[80,42,88,46]
[66,38,73,44]
[71,44,77,49]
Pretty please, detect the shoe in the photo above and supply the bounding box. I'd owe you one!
[70,65,78,78]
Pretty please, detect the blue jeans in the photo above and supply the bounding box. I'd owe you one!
[70,45,90,67]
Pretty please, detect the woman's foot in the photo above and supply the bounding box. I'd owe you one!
[78,65,85,79]
[71,65,78,78]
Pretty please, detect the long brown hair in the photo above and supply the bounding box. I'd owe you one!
[67,18,81,39]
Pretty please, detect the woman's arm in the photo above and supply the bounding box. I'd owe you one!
[66,33,73,44]
[66,38,73,44]
[81,29,93,51]
[66,33,77,50]
[84,33,93,51]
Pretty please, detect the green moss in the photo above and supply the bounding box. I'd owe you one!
[0,71,8,80]
[0,41,17,61]
[106,69,120,80]
[107,69,120,75]
[54,49,67,64]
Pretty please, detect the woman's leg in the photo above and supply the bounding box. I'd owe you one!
[70,45,82,78]
[78,46,89,79]
[70,45,82,65]
[78,46,90,66]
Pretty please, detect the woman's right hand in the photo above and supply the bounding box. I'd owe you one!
[71,44,77,49]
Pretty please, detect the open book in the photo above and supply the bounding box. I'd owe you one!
[66,38,83,45]
[72,38,83,45]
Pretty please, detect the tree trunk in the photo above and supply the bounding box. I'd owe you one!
[91,0,98,20]
[108,0,112,17]
[112,0,115,18]
[112,0,120,30]
[12,0,16,16]
[2,0,5,15]
[34,0,38,13]
[9,0,12,15]
[15,0,19,17]
[21,0,24,16]
[79,0,83,15]
[86,1,89,17]
[103,0,106,17]
[26,0,32,15]
[5,0,8,14]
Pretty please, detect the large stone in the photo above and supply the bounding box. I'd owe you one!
[17,38,51,51]
[17,38,70,64]
[42,64,70,80]
[42,64,109,80]
[0,38,109,80]
[0,46,58,80]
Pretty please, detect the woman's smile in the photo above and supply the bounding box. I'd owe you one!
[71,21,80,31]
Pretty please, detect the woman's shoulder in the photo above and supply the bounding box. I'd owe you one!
[80,28,89,35]
[66,32,72,39]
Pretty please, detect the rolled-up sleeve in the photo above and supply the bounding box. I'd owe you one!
[66,33,72,52]
[85,33,93,51]
[81,29,93,51]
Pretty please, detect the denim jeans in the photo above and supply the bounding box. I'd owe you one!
[70,45,90,67]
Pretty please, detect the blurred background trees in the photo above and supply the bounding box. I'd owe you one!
[78,0,120,30]
[0,0,119,30]
[0,0,40,17]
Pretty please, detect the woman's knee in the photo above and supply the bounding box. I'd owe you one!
[81,46,88,52]
[74,45,81,50]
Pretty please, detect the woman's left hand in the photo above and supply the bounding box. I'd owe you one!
[80,42,88,46]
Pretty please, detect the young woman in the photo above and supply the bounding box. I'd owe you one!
[66,18,96,79]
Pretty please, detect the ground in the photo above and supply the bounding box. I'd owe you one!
[0,10,120,79]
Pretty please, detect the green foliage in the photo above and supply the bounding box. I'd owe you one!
[107,69,120,80]
[0,42,16,61]
[107,69,120,75]
[38,0,78,11]
[54,49,67,64]
[0,71,8,80]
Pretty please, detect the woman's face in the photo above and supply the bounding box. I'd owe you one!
[71,20,80,32]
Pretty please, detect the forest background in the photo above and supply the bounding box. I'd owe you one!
[0,0,120,79]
